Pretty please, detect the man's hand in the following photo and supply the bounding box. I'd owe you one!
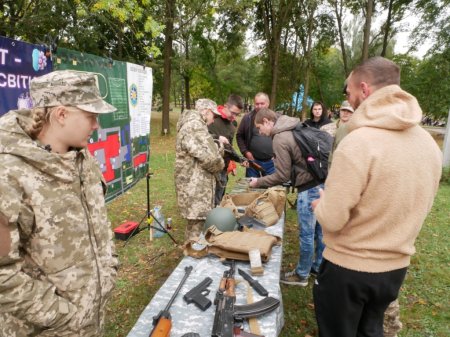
[218,136,230,145]
[311,188,324,210]
[244,151,255,161]
[248,178,258,188]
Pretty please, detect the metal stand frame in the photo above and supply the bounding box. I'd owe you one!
[125,173,178,245]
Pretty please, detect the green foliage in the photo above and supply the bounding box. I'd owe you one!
[440,167,450,185]
[2,0,448,120]
[309,47,347,107]
[414,50,450,119]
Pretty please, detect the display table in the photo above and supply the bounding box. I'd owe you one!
[126,212,285,337]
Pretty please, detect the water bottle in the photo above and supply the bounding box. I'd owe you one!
[152,206,166,238]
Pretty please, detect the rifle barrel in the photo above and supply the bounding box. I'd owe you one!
[164,266,193,311]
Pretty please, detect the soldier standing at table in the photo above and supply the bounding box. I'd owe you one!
[175,99,225,241]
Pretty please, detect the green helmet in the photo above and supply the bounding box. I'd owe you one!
[204,207,238,232]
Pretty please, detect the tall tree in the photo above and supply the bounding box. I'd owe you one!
[256,0,294,108]
[362,0,374,60]
[161,0,176,135]
[329,0,350,75]
[379,0,413,57]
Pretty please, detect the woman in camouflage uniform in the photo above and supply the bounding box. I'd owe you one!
[0,71,118,337]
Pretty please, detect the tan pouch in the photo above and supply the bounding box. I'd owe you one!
[267,187,286,217]
[246,193,279,227]
[219,194,239,217]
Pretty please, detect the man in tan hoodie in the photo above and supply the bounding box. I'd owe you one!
[311,57,442,336]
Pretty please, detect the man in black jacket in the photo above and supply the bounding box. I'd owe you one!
[236,92,275,177]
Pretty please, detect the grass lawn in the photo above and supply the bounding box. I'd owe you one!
[104,110,449,337]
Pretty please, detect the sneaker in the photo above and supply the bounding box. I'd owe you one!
[310,268,318,277]
[280,270,308,286]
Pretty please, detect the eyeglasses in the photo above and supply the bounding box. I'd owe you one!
[227,106,241,117]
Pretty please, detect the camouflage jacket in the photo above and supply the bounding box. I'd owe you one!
[174,109,224,219]
[0,110,118,337]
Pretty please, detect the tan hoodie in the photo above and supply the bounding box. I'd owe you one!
[314,85,442,273]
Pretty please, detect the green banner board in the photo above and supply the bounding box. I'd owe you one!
[54,48,152,202]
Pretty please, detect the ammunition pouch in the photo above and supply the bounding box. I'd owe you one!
[245,194,278,227]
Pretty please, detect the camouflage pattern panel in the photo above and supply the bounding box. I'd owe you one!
[383,299,402,337]
[0,111,117,336]
[320,121,337,137]
[178,110,224,174]
[175,110,224,220]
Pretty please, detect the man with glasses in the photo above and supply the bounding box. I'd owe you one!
[208,94,244,205]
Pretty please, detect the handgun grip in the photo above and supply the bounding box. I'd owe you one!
[190,294,212,311]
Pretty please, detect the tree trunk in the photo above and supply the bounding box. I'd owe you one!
[161,0,175,135]
[381,0,394,57]
[184,42,191,109]
[260,0,293,109]
[362,0,374,61]
[333,0,349,76]
[301,5,315,121]
[270,40,280,109]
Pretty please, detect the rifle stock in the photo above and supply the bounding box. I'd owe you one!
[149,317,171,337]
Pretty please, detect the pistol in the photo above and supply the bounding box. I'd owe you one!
[183,277,213,311]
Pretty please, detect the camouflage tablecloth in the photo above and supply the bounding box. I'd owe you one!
[127,213,285,337]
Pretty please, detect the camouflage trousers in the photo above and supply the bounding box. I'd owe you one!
[185,219,205,241]
[383,299,402,337]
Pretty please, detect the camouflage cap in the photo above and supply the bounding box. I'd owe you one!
[195,98,220,116]
[30,70,117,114]
[340,100,354,113]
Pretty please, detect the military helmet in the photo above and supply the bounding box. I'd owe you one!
[204,207,237,232]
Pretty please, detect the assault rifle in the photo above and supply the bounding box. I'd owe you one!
[150,266,193,337]
[223,144,266,174]
[212,261,280,337]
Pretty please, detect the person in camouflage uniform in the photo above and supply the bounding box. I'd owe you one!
[174,99,225,241]
[0,70,119,337]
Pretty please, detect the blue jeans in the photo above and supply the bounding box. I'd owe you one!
[245,158,275,177]
[295,185,325,278]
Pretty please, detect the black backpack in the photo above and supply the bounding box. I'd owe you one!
[292,122,333,183]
